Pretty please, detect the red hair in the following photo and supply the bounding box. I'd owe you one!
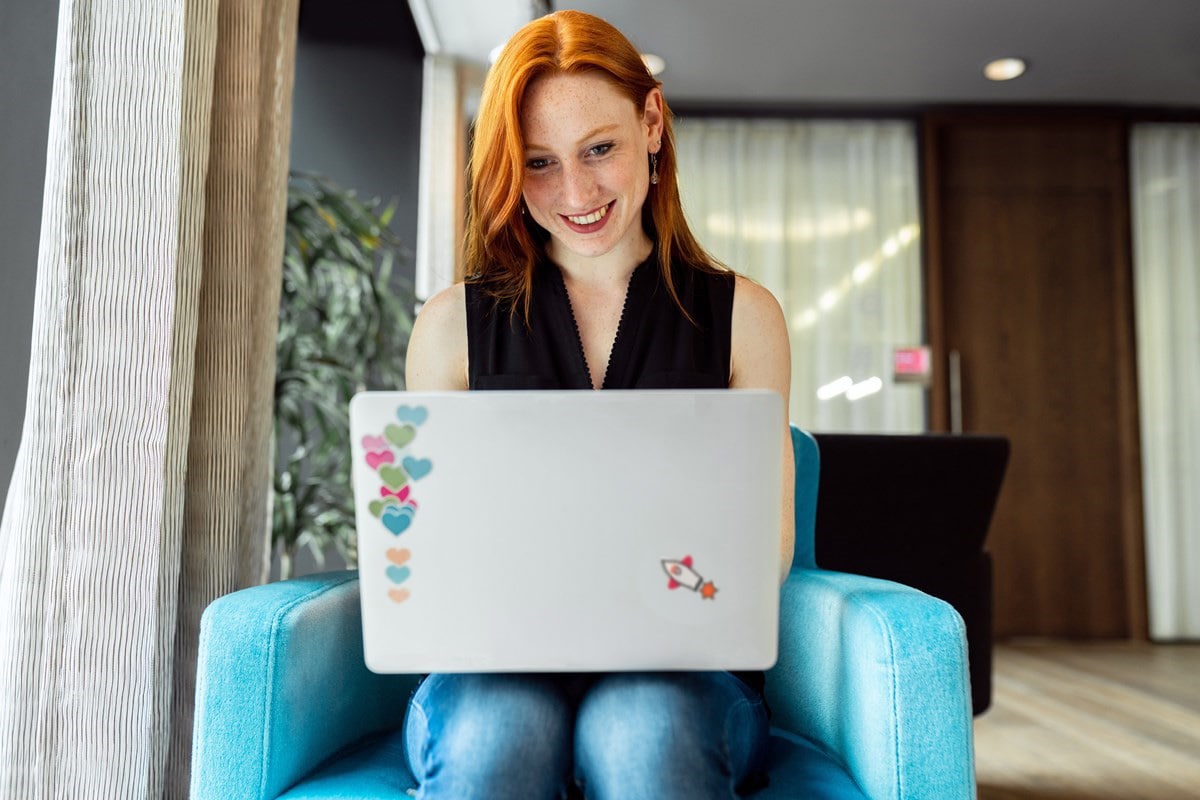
[464,9,724,320]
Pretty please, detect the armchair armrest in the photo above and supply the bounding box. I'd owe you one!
[191,572,418,800]
[767,569,976,800]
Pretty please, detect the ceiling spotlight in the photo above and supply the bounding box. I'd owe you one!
[642,53,666,76]
[984,58,1027,81]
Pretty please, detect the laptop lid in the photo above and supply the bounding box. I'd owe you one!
[350,390,783,674]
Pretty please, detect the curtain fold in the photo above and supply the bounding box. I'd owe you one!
[1130,124,1200,640]
[675,119,923,432]
[0,0,300,796]
[415,54,473,297]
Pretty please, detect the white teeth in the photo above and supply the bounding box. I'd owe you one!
[567,204,609,225]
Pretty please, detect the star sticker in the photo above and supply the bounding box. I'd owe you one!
[700,581,718,600]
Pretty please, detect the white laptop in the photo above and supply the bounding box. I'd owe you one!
[349,390,783,674]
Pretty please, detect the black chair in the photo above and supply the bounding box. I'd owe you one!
[811,433,1010,715]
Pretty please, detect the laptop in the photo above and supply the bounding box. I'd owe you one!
[349,389,783,674]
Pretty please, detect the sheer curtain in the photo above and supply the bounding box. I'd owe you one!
[675,119,923,432]
[0,0,300,796]
[1130,124,1200,640]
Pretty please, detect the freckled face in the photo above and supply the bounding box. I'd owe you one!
[520,72,662,268]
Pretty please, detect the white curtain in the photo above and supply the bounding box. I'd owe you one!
[675,119,924,432]
[415,55,467,299]
[1130,124,1200,640]
[0,0,299,796]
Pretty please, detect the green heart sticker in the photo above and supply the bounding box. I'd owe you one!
[368,497,400,518]
[385,424,417,449]
[378,464,409,490]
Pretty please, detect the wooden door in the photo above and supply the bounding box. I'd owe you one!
[923,115,1146,638]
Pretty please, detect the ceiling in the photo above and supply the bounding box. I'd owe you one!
[407,0,1200,109]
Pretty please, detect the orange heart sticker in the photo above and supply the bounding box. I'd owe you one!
[388,588,411,603]
[386,548,411,566]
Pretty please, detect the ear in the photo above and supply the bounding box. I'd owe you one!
[642,88,665,152]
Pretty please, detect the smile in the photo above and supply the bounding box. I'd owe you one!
[564,202,612,226]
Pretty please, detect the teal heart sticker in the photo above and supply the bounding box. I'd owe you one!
[396,405,429,426]
[402,456,433,481]
[386,565,412,585]
[382,504,415,535]
[385,424,417,449]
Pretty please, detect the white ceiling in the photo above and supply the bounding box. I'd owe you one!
[408,0,1200,109]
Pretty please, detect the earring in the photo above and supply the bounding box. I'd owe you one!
[650,153,659,185]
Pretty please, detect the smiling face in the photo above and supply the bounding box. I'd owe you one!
[520,71,663,273]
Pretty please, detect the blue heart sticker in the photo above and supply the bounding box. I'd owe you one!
[382,504,415,535]
[402,456,433,481]
[396,405,429,426]
[386,565,412,585]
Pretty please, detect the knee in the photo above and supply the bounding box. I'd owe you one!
[574,673,748,797]
[407,673,573,798]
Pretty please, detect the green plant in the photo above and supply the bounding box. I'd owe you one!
[273,172,416,579]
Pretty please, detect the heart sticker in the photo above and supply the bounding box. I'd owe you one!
[362,434,387,451]
[381,504,415,535]
[368,497,399,518]
[384,424,417,449]
[386,565,412,585]
[386,547,411,566]
[365,449,394,470]
[378,464,409,490]
[388,588,411,604]
[402,456,433,481]
[396,405,429,426]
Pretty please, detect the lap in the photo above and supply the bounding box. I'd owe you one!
[403,671,769,798]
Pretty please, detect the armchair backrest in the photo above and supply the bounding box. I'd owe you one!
[789,426,820,570]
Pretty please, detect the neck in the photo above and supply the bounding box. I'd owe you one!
[548,233,654,288]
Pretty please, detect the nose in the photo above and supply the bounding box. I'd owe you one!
[560,161,597,209]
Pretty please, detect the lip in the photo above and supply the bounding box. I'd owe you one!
[559,201,615,234]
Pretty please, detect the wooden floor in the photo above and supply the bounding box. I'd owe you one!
[975,642,1200,800]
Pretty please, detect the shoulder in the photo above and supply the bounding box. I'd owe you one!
[729,275,790,390]
[732,275,785,330]
[406,283,468,391]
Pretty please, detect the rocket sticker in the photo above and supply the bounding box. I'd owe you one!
[661,555,719,600]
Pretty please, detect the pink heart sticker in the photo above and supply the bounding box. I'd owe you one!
[362,434,387,451]
[365,449,394,470]
[388,588,411,604]
[386,548,411,566]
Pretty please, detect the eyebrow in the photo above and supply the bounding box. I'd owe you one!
[525,123,622,153]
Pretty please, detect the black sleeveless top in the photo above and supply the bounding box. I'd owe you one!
[464,251,765,697]
[466,251,733,390]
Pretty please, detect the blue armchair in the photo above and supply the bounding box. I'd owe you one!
[191,428,976,799]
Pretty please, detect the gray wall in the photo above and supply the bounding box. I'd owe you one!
[0,2,57,506]
[274,22,426,578]
[0,5,425,544]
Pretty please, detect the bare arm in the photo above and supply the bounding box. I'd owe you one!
[729,276,795,582]
[405,284,469,392]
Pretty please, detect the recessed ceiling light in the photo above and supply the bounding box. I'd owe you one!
[642,53,666,76]
[984,58,1027,81]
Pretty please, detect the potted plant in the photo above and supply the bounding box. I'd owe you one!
[272,172,416,579]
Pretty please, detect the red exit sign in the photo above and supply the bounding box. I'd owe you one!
[893,346,931,384]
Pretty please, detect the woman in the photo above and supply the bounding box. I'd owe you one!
[404,10,794,799]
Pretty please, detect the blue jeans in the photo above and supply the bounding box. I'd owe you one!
[403,671,770,800]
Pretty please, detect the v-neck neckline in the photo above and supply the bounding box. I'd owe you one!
[551,258,647,391]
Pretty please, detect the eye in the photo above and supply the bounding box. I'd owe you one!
[525,157,553,171]
[587,142,615,157]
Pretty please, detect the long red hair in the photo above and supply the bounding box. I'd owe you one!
[464,9,724,320]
